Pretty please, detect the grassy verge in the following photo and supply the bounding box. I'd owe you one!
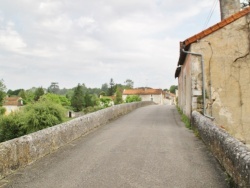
[176,106,199,138]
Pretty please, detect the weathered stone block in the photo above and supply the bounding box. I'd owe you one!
[192,111,250,187]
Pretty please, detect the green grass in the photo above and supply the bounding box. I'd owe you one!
[176,106,199,138]
[181,113,191,129]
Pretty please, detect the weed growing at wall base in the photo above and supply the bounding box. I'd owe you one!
[176,106,200,138]
[225,172,236,188]
[181,114,191,129]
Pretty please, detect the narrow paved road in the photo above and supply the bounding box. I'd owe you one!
[2,105,228,188]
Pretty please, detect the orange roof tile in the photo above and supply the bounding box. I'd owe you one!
[3,97,23,106]
[183,6,250,47]
[176,6,250,68]
[123,88,163,95]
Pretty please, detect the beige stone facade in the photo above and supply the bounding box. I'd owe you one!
[176,8,250,143]
[3,96,23,115]
[122,88,164,105]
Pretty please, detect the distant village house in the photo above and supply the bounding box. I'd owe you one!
[122,88,165,105]
[3,96,23,115]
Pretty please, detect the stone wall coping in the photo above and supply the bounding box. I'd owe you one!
[0,101,154,179]
[192,111,250,187]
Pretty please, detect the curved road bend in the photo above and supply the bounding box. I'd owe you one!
[2,105,228,188]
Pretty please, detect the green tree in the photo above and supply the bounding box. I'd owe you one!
[100,97,112,108]
[84,92,93,107]
[99,91,106,97]
[114,88,123,105]
[125,95,141,103]
[7,89,23,96]
[108,78,115,96]
[71,84,85,112]
[34,87,45,101]
[39,93,61,104]
[101,83,108,95]
[124,79,134,89]
[58,95,71,106]
[0,107,6,115]
[91,94,99,106]
[23,90,35,104]
[18,89,28,104]
[169,85,178,94]
[48,82,60,94]
[0,112,26,142]
[23,101,66,133]
[0,79,6,106]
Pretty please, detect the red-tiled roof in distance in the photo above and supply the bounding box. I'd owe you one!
[183,6,250,47]
[3,96,23,106]
[123,88,163,95]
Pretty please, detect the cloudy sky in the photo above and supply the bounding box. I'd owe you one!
[0,0,221,90]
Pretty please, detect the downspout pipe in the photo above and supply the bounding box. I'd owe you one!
[181,48,215,120]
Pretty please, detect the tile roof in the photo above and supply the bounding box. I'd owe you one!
[176,6,250,69]
[123,88,163,95]
[3,96,23,106]
[183,6,250,47]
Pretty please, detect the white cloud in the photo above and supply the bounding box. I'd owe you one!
[0,21,27,53]
[0,0,221,90]
[38,1,63,16]
[39,14,73,32]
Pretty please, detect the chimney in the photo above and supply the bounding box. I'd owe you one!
[219,0,241,20]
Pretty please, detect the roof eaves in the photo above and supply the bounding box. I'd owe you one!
[177,42,190,66]
[183,6,250,47]
[177,7,250,67]
[175,66,181,78]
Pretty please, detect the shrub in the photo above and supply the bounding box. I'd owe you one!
[0,107,6,115]
[40,93,71,107]
[100,97,113,108]
[0,112,26,142]
[181,114,191,129]
[125,95,141,103]
[23,101,66,133]
[83,106,103,114]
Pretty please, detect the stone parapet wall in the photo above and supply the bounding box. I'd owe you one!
[0,101,154,179]
[192,111,250,187]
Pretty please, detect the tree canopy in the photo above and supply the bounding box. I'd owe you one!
[0,79,6,106]
[71,84,85,112]
[34,87,45,101]
[47,82,60,94]
[169,85,178,94]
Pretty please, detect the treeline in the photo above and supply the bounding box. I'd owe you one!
[5,78,135,107]
[0,78,141,142]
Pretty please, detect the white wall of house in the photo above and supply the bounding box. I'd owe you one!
[122,94,164,105]
[3,106,21,115]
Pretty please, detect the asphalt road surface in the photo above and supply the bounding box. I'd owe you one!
[2,105,229,188]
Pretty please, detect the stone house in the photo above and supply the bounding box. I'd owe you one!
[3,96,23,115]
[175,4,250,143]
[122,88,164,105]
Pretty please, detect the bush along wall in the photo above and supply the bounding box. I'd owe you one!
[0,101,154,180]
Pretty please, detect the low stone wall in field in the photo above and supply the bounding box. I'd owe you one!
[0,101,154,179]
[192,111,250,188]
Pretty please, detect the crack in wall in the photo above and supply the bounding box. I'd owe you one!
[233,52,249,62]
[227,17,250,142]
